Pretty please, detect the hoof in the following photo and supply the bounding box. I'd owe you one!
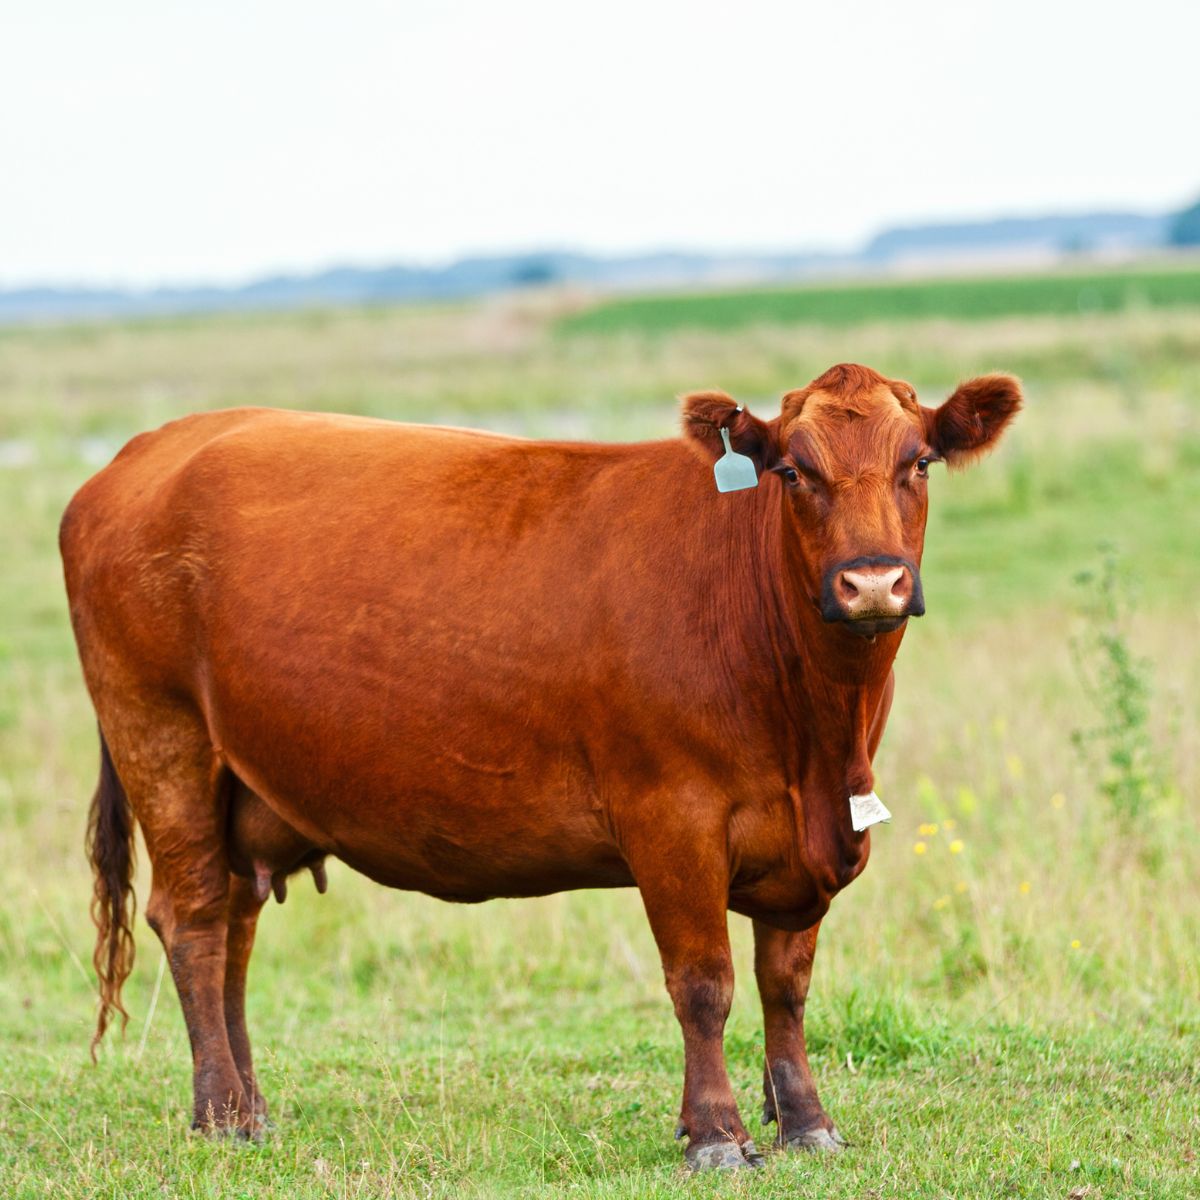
[245,1116,273,1141]
[686,1138,765,1171]
[191,1105,270,1143]
[191,1121,261,1143]
[742,1140,766,1168]
[781,1125,847,1152]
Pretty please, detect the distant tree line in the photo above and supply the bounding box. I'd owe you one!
[1169,198,1200,246]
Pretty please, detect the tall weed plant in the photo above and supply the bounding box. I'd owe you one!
[1069,549,1175,866]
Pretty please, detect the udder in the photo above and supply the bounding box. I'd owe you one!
[227,781,329,903]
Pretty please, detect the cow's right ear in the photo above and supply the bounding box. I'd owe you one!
[923,374,1022,467]
[680,391,780,473]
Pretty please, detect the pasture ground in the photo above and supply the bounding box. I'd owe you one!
[2,272,1198,1197]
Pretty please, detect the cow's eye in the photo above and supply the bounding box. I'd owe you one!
[915,457,931,475]
[782,467,800,484]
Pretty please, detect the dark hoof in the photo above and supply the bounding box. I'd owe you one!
[246,1116,273,1141]
[191,1107,270,1143]
[686,1139,765,1171]
[191,1121,256,1141]
[743,1140,767,1168]
[781,1125,847,1152]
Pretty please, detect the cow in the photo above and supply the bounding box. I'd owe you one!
[60,362,1020,1170]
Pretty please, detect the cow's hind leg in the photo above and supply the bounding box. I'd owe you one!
[104,702,259,1135]
[753,919,845,1151]
[224,874,268,1121]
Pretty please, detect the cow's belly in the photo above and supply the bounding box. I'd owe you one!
[209,680,633,902]
[342,842,635,902]
[321,771,634,901]
[222,757,634,902]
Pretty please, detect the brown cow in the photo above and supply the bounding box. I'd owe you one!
[61,362,1019,1170]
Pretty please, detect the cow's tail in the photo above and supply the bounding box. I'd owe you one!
[85,727,137,1059]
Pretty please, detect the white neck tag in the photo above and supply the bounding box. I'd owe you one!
[849,791,892,832]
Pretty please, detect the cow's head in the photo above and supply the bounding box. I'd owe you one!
[683,363,1021,638]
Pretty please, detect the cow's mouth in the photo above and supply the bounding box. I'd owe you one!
[842,615,910,638]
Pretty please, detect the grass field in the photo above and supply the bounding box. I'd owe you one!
[557,261,1200,337]
[2,269,1198,1197]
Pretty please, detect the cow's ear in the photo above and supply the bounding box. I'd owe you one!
[681,391,780,472]
[923,374,1022,467]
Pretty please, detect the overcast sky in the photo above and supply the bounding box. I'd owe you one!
[3,0,1198,287]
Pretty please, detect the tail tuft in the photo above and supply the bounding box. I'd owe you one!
[85,729,137,1059]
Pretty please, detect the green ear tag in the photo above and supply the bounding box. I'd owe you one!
[713,427,759,493]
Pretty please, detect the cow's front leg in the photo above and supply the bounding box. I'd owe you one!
[753,919,846,1151]
[630,835,761,1171]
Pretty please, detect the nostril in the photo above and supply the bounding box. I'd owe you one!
[840,574,859,599]
[890,570,909,597]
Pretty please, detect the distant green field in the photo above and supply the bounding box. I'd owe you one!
[558,263,1200,336]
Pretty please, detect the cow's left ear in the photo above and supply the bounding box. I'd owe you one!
[681,391,780,472]
[923,374,1022,467]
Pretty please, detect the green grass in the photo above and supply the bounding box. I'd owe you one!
[558,262,1200,336]
[1,289,1198,1196]
[3,897,1196,1198]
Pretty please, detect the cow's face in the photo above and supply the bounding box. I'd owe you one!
[683,363,1021,639]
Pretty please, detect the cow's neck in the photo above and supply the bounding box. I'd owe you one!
[750,507,904,893]
[752,492,904,796]
[680,465,903,897]
[685,475,902,797]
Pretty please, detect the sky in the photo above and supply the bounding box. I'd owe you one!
[3,0,1199,287]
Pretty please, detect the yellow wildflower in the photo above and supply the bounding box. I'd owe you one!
[1070,939,1082,950]
[933,895,951,910]
[1006,753,1024,780]
[949,839,964,855]
[919,822,939,837]
[1019,881,1031,895]
[1050,792,1066,810]
[954,881,968,894]
[942,818,957,831]
[913,841,928,855]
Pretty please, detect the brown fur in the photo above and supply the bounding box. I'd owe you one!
[62,364,1018,1158]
